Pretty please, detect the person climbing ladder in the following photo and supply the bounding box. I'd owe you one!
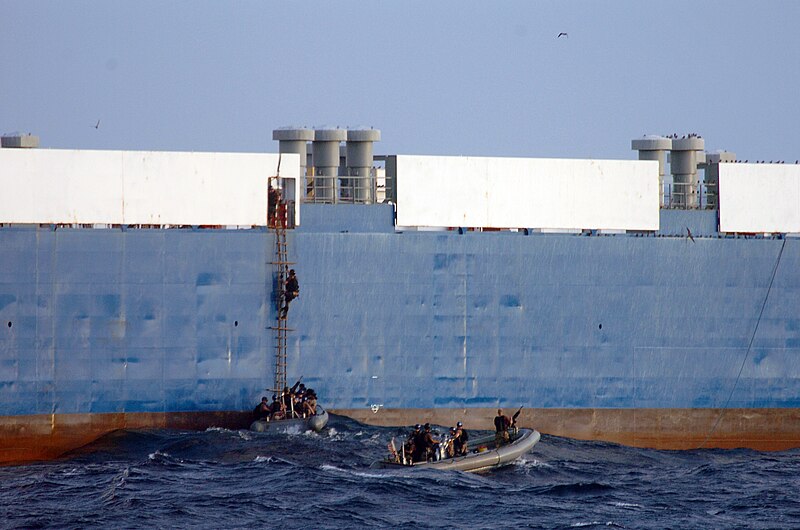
[280,268,299,319]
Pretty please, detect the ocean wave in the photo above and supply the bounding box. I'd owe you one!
[99,467,129,503]
[3,418,798,529]
[514,456,552,469]
[543,482,616,496]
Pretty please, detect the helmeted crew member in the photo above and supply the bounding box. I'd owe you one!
[303,388,318,416]
[446,427,458,457]
[280,378,303,417]
[453,421,468,456]
[406,424,422,462]
[280,269,299,319]
[281,386,292,410]
[253,396,270,421]
[269,394,284,419]
[412,424,427,462]
[494,409,511,448]
[268,185,281,228]
[422,423,440,461]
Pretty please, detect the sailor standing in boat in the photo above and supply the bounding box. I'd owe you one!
[494,409,511,448]
[453,422,468,456]
[406,424,422,462]
[422,423,441,461]
[446,427,457,458]
[302,387,318,416]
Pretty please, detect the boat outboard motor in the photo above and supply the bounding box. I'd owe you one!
[437,435,451,461]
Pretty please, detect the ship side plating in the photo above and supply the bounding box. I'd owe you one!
[1,131,799,463]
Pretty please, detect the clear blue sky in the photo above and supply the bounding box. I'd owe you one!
[2,1,799,162]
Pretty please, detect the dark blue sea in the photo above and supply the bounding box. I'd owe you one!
[1,415,799,529]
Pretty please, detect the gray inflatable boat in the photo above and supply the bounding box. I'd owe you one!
[250,408,329,433]
[371,428,540,473]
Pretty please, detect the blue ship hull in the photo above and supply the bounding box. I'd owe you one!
[1,205,799,462]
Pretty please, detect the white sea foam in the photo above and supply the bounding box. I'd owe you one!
[612,501,642,509]
[319,464,389,479]
[205,426,234,433]
[280,425,304,436]
[254,455,294,465]
[514,457,552,469]
[100,467,130,502]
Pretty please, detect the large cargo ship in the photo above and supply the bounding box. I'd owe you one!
[1,129,798,464]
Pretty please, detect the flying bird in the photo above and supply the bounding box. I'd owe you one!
[557,32,568,38]
[93,120,100,129]
[687,227,695,243]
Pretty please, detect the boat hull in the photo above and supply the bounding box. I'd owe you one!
[249,409,329,433]
[371,429,540,472]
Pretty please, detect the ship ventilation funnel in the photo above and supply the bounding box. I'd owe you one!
[312,128,347,203]
[632,136,672,206]
[670,136,705,208]
[273,127,314,179]
[346,128,381,203]
[702,150,736,209]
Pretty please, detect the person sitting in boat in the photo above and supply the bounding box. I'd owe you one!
[269,394,285,420]
[422,423,441,461]
[494,409,511,448]
[302,389,317,416]
[453,422,468,456]
[253,396,271,421]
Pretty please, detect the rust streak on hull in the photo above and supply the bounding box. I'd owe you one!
[0,411,252,466]
[4,407,800,465]
[333,407,800,451]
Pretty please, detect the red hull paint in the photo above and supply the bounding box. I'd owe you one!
[336,407,800,451]
[0,411,251,466]
[3,407,799,465]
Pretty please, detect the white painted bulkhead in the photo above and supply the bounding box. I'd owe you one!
[718,163,800,234]
[394,155,661,231]
[0,149,300,227]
